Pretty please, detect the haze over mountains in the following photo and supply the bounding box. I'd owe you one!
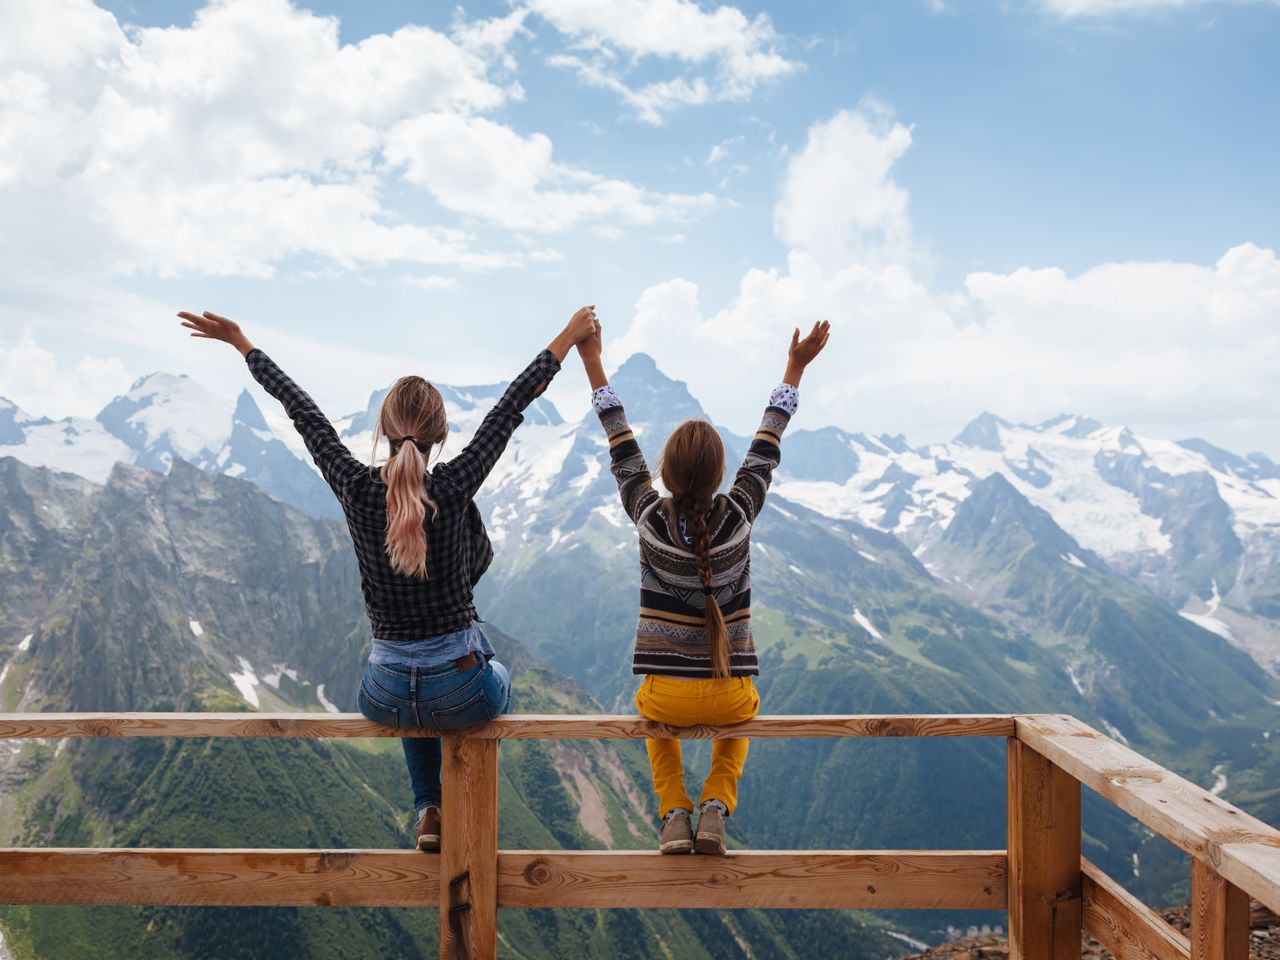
[2,353,1279,957]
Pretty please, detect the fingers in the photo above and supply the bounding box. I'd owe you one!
[791,328,800,349]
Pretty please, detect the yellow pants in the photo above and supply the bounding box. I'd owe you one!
[633,674,760,818]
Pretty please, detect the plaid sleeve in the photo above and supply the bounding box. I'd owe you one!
[246,349,364,495]
[435,349,562,500]
[728,397,793,523]
[597,399,658,525]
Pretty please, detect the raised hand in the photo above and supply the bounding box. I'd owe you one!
[548,305,599,362]
[578,316,603,362]
[784,320,830,386]
[178,310,255,357]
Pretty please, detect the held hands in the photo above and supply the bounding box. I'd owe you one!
[784,320,830,386]
[178,311,255,358]
[547,305,599,363]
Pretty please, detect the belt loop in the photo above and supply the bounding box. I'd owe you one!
[410,665,417,698]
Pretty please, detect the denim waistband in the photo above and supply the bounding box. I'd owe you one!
[369,657,482,680]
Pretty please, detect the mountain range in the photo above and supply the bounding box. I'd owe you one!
[2,352,1279,957]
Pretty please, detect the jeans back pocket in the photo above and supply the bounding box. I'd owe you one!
[429,686,498,729]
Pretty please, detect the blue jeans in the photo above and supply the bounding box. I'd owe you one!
[356,657,511,815]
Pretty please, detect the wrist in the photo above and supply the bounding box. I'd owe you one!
[584,358,609,391]
[547,329,574,363]
[236,337,256,358]
[783,363,804,387]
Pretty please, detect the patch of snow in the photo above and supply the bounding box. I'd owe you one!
[262,665,301,690]
[1065,664,1086,697]
[0,664,8,687]
[592,502,627,529]
[188,620,204,637]
[1206,578,1222,615]
[1102,720,1129,745]
[770,504,796,520]
[547,527,563,551]
[887,931,929,951]
[18,634,32,652]
[788,564,804,576]
[1062,552,1086,568]
[569,455,602,493]
[754,542,769,555]
[224,463,246,478]
[1132,853,1140,878]
[228,656,261,708]
[857,550,880,563]
[852,606,883,640]
[1209,763,1228,797]
[316,684,340,714]
[1179,612,1234,641]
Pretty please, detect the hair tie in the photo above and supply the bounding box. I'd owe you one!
[400,435,416,444]
[702,585,714,596]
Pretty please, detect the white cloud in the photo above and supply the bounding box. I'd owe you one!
[385,113,714,232]
[0,0,706,279]
[527,0,796,123]
[774,105,915,272]
[0,330,132,419]
[609,104,1280,449]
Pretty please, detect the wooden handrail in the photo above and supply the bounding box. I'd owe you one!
[0,710,1274,960]
[0,712,1015,739]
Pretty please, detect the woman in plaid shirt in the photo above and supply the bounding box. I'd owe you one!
[179,306,598,851]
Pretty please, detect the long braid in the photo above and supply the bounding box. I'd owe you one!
[687,498,730,678]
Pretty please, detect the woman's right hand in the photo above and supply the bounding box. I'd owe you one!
[783,320,830,386]
[178,310,256,358]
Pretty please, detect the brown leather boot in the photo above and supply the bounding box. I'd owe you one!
[415,806,441,852]
[658,809,693,855]
[693,801,727,856]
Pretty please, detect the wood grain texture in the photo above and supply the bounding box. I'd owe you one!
[0,848,438,907]
[1016,714,1280,916]
[1191,860,1249,960]
[1007,737,1083,960]
[0,712,1016,740]
[496,850,1008,910]
[440,736,499,960]
[1082,859,1190,960]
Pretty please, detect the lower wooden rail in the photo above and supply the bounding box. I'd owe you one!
[0,848,1007,911]
[0,711,1275,960]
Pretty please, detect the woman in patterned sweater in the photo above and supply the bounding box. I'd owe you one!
[576,319,830,855]
[179,306,598,852]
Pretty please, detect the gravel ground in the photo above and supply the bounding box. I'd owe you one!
[902,903,1280,959]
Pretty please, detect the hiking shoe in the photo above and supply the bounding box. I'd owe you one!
[659,809,693,855]
[415,806,441,853]
[694,801,727,856]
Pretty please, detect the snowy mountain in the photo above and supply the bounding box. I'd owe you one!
[6,354,1280,671]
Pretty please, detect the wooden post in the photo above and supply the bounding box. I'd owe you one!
[439,735,499,960]
[1191,860,1248,960]
[1007,737,1082,960]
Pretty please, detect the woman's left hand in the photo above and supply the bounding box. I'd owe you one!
[178,310,255,357]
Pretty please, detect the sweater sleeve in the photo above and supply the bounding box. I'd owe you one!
[246,349,364,496]
[435,349,562,501]
[596,393,659,525]
[728,385,796,523]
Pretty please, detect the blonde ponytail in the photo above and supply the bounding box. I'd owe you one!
[373,376,447,580]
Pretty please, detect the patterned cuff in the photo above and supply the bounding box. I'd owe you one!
[592,384,623,413]
[769,382,799,416]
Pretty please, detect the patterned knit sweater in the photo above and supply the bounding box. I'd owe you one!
[596,385,796,678]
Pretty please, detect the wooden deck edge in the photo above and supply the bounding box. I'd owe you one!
[0,848,1007,910]
[1082,859,1190,960]
[0,712,1017,740]
[1015,714,1280,917]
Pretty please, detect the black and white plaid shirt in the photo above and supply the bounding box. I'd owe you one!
[247,348,562,641]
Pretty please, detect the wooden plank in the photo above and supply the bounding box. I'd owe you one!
[0,848,438,907]
[1007,737,1083,960]
[0,712,1016,740]
[1191,860,1250,960]
[497,850,1008,910]
[1082,859,1190,960]
[1016,714,1280,916]
[440,735,498,960]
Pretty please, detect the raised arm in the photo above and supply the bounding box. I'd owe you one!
[177,310,363,495]
[436,306,598,500]
[578,322,659,525]
[729,321,830,522]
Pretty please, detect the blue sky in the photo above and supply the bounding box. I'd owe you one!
[2,0,1278,454]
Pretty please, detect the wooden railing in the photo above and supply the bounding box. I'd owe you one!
[0,712,1276,960]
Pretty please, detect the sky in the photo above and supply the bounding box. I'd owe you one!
[0,0,1277,456]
